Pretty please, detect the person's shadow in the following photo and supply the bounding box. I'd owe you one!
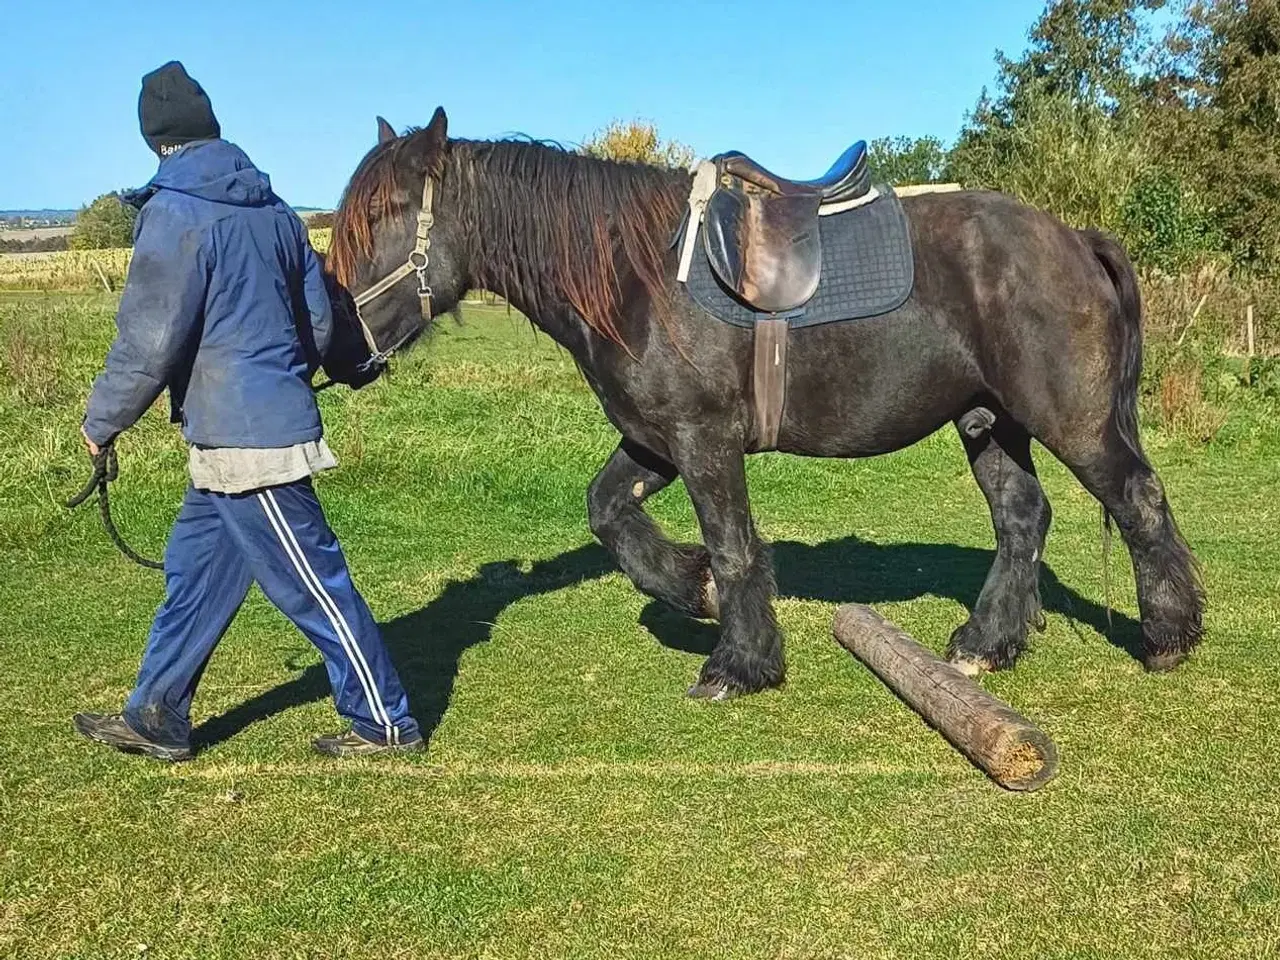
[192,535,1137,752]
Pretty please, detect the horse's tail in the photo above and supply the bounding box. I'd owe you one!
[1081,229,1145,463]
[1080,229,1145,625]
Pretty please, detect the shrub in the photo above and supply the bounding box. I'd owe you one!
[1158,363,1227,443]
[581,120,696,169]
[69,194,137,250]
[867,136,949,185]
[1119,170,1223,272]
[950,93,1149,234]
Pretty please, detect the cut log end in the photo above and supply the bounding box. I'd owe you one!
[991,732,1057,791]
[833,603,1059,791]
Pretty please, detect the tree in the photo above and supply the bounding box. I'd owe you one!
[933,0,1280,271]
[866,136,950,185]
[1166,0,1280,268]
[581,119,696,169]
[948,1,1164,236]
[951,0,1163,168]
[69,193,137,250]
[999,0,1163,115]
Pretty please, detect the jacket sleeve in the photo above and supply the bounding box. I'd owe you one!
[82,205,212,446]
[302,239,333,363]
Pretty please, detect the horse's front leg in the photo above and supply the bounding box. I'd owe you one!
[674,435,785,699]
[587,440,718,619]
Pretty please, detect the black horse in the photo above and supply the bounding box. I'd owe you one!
[325,108,1204,699]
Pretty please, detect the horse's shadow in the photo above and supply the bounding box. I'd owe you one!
[192,543,610,751]
[641,538,1137,658]
[192,535,1138,752]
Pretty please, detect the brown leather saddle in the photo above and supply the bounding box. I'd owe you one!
[703,140,870,313]
[678,141,874,451]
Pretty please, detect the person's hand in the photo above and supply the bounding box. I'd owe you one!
[81,425,101,457]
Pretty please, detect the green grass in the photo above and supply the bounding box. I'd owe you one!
[2,293,1280,959]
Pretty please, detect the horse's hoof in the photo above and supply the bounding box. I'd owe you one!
[701,573,720,620]
[1144,650,1189,673]
[948,655,992,678]
[686,680,740,701]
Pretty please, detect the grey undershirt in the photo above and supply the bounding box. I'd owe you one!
[187,439,338,494]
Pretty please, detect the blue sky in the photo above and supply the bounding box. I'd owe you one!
[0,0,1046,210]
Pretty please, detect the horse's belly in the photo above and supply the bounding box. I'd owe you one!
[773,313,978,457]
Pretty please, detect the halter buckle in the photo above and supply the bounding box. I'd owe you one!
[408,249,432,301]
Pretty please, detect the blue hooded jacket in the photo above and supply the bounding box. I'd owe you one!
[83,139,332,449]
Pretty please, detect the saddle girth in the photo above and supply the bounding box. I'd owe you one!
[753,317,789,450]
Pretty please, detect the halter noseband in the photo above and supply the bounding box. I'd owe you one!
[348,173,436,369]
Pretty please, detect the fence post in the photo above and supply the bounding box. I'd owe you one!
[1246,304,1256,385]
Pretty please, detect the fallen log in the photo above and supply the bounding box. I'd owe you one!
[833,604,1058,791]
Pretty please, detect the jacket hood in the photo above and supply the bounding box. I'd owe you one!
[125,140,275,208]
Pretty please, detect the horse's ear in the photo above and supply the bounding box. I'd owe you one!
[376,116,397,145]
[423,107,448,152]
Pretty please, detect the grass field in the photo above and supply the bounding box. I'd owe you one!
[2,292,1279,959]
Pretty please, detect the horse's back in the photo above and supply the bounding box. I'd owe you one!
[776,190,1124,457]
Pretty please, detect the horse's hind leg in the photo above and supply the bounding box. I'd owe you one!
[587,440,717,619]
[947,409,1051,674]
[1053,432,1204,670]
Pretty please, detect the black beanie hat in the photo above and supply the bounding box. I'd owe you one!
[138,61,221,158]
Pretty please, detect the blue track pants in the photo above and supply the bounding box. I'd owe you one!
[124,480,419,747]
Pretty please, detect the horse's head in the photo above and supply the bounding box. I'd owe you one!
[327,107,466,365]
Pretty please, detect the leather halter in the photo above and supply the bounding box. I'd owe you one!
[349,173,436,368]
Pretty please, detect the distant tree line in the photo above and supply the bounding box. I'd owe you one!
[0,234,69,254]
[1,213,75,228]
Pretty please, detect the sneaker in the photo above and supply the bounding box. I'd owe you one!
[72,713,193,763]
[312,728,424,758]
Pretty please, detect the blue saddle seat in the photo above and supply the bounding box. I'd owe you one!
[716,140,869,204]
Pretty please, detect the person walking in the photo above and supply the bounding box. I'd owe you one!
[73,61,421,761]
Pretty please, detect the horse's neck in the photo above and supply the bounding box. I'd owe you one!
[489,279,592,356]
[455,151,688,360]
[462,205,591,355]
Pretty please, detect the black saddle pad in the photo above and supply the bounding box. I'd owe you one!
[683,186,914,328]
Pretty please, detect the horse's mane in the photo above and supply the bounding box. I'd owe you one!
[329,127,438,293]
[329,132,688,346]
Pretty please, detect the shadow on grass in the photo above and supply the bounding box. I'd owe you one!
[640,537,1139,660]
[192,535,1138,753]
[192,544,613,752]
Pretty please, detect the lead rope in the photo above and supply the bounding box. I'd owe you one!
[65,444,164,570]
